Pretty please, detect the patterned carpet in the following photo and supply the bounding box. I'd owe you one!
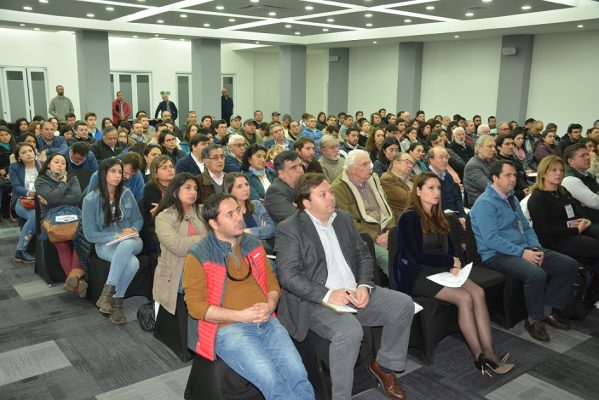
[1,219,598,400]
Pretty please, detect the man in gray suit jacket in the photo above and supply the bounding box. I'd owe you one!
[276,173,413,400]
[264,150,304,224]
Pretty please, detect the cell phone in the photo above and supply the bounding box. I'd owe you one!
[567,220,578,228]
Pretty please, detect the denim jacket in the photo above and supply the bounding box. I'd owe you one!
[82,187,143,244]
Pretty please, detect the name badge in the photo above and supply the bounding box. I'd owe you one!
[565,204,575,219]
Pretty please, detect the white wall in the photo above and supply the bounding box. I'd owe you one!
[527,29,599,134]
[253,52,280,118]
[0,29,80,120]
[421,37,502,120]
[221,43,255,120]
[306,49,329,115]
[348,44,399,115]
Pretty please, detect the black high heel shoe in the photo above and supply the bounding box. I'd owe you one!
[475,353,515,376]
[474,354,493,377]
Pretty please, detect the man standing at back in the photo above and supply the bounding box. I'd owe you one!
[48,85,74,123]
[221,89,234,123]
[183,193,314,400]
[154,94,178,122]
[276,173,412,400]
[112,91,131,126]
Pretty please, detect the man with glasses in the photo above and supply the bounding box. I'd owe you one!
[199,144,229,203]
[183,193,315,399]
[66,142,98,172]
[224,134,246,173]
[263,123,293,150]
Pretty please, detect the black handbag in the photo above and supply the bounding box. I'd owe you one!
[137,301,156,332]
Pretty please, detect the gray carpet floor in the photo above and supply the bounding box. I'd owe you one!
[1,218,598,400]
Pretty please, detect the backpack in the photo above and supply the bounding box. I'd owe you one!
[137,301,156,332]
[564,266,594,320]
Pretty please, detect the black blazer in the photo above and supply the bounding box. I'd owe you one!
[275,210,375,341]
[154,101,178,121]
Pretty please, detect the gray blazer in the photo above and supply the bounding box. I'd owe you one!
[264,177,295,224]
[463,155,492,207]
[275,209,375,341]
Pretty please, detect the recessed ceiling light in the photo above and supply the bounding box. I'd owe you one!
[39,0,48,3]
[137,0,146,2]
[365,13,372,18]
[250,0,259,3]
[454,35,460,38]
[228,18,236,22]
[203,23,211,27]
[426,5,435,10]
[106,6,114,11]
[255,41,260,44]
[372,41,377,44]
[23,6,33,11]
[365,23,373,27]
[322,28,329,32]
[34,27,40,31]
[577,24,584,28]
[157,19,164,23]
[132,35,138,38]
[326,18,334,22]
[305,6,314,11]
[179,38,185,41]
[465,12,474,17]
[521,5,531,10]
[180,14,187,18]
[284,24,292,28]
[404,18,412,23]
[268,11,276,16]
[154,34,159,37]
[20,23,26,26]
[294,31,301,35]
[87,13,95,18]
[483,0,492,3]
[216,6,224,10]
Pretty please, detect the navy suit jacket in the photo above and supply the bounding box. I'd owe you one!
[154,101,178,121]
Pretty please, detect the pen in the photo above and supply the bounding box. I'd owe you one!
[345,290,359,303]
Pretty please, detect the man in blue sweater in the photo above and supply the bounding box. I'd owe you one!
[37,121,68,156]
[470,159,577,342]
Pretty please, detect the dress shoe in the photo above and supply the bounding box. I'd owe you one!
[15,250,35,263]
[543,314,571,330]
[368,360,407,400]
[524,320,550,342]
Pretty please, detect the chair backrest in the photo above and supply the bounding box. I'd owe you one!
[464,214,483,265]
[359,233,382,287]
[71,168,94,192]
[387,227,399,290]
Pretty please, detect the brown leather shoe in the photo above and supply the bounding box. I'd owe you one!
[368,360,407,400]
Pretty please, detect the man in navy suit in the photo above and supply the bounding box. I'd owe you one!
[154,95,178,122]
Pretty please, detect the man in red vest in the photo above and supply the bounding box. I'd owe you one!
[183,193,314,399]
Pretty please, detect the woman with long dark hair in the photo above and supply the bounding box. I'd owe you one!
[35,152,86,296]
[141,144,163,182]
[158,130,185,165]
[153,173,207,316]
[364,127,385,162]
[13,118,29,139]
[141,155,175,252]
[82,158,144,325]
[241,144,275,201]
[373,136,400,176]
[394,172,514,376]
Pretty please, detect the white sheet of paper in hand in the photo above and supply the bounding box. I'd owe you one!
[322,302,358,313]
[413,302,423,314]
[105,232,139,246]
[426,262,473,288]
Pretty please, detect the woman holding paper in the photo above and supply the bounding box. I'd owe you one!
[35,152,85,296]
[82,158,144,325]
[394,171,514,376]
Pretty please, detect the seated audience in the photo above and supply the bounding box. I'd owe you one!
[464,135,496,207]
[562,143,599,224]
[37,121,68,156]
[73,120,96,145]
[381,152,414,222]
[265,145,283,170]
[408,142,427,175]
[223,173,275,245]
[512,129,531,173]
[10,143,43,262]
[528,155,599,272]
[470,159,578,342]
[179,123,200,155]
[87,152,144,201]
[182,193,315,399]
[276,173,413,400]
[559,123,583,153]
[199,144,228,204]
[224,134,245,173]
[365,128,385,162]
[299,114,323,158]
[66,142,98,171]
[340,127,364,155]
[394,171,514,375]
[129,119,151,148]
[141,144,163,182]
[534,130,560,164]
[141,155,175,252]
[318,134,345,182]
[82,158,144,325]
[373,137,400,177]
[242,144,275,201]
[428,147,465,218]
[264,150,304,224]
[495,134,529,200]
[35,152,86,296]
[176,133,209,175]
[158,130,185,166]
[332,149,394,275]
[400,127,418,153]
[448,127,474,164]
[263,123,293,150]
[294,137,324,174]
[90,126,125,161]
[153,173,207,316]
[0,127,14,218]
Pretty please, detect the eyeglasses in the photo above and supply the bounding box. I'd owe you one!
[207,154,226,160]
[164,138,177,142]
[231,143,246,148]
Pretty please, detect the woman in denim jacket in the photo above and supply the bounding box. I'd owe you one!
[82,158,143,325]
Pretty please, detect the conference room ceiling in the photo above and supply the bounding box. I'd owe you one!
[1,0,599,46]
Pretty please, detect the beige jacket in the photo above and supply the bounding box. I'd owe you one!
[153,206,207,315]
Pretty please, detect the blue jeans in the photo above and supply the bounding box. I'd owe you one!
[215,317,315,400]
[96,237,142,298]
[15,200,35,251]
[486,249,578,321]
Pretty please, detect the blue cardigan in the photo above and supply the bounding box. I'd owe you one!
[470,183,541,262]
[9,161,43,207]
[245,169,276,201]
[392,209,455,294]
[246,200,275,240]
[37,136,68,155]
[86,170,145,201]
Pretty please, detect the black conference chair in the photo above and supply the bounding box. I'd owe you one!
[154,293,193,362]
[33,198,66,283]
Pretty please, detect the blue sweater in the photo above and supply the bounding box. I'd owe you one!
[469,183,541,262]
[37,136,68,155]
[430,167,465,216]
[86,170,145,201]
[246,200,276,240]
[82,188,143,244]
